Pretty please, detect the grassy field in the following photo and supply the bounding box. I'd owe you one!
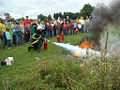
[0,32,120,90]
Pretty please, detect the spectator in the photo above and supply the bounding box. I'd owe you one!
[37,19,41,24]
[67,21,70,35]
[1,20,7,45]
[73,20,77,34]
[80,17,85,33]
[46,18,50,24]
[57,17,62,24]
[46,23,51,38]
[0,19,5,49]
[12,22,20,46]
[5,28,11,49]
[66,16,70,23]
[85,16,90,23]
[63,20,68,35]
[41,21,45,37]
[69,21,73,35]
[85,16,90,32]
[25,22,31,42]
[24,16,31,42]
[32,19,37,33]
[52,18,57,36]
[24,16,31,31]
[77,22,82,32]
[57,22,61,35]
[19,20,25,44]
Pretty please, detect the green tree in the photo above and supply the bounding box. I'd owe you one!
[17,17,25,22]
[38,14,47,21]
[80,3,94,18]
[48,14,52,21]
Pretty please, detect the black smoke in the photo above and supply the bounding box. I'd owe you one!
[88,0,120,47]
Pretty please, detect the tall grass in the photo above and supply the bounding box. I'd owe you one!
[0,32,120,90]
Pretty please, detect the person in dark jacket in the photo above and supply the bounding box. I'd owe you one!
[28,32,45,52]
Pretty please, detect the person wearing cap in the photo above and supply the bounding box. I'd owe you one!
[28,32,46,52]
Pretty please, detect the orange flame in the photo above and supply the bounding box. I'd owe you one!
[80,38,94,49]
[90,40,94,49]
[73,38,94,56]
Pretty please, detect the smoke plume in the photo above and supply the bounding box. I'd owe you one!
[88,0,120,56]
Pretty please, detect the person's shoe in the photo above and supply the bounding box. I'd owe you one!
[28,47,31,51]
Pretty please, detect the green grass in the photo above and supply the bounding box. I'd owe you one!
[0,32,120,90]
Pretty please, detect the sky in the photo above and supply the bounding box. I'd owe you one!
[0,0,112,19]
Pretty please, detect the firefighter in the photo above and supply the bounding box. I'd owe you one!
[28,26,46,52]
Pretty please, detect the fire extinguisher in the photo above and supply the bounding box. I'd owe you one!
[44,39,47,50]
[57,35,60,43]
[61,31,64,41]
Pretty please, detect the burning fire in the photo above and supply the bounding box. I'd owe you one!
[73,50,81,56]
[80,38,94,49]
[73,38,94,56]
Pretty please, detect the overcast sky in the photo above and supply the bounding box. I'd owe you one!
[0,0,112,19]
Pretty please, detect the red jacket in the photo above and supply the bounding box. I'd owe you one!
[69,22,73,28]
[23,19,31,32]
[63,24,68,29]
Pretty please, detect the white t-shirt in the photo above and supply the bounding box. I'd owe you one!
[78,24,82,29]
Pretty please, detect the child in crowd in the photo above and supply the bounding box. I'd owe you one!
[77,22,82,32]
[46,23,51,38]
[57,22,61,35]
[37,21,42,35]
[25,21,31,42]
[5,28,11,49]
[67,21,70,35]
[31,21,35,38]
[73,20,77,34]
[51,22,54,36]
[41,21,45,37]
[69,21,73,35]
[31,20,37,34]
[63,21,68,35]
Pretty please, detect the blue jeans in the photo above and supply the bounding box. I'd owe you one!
[54,29,56,36]
[47,31,50,38]
[70,28,73,35]
[63,29,67,35]
[25,31,30,42]
[15,35,19,46]
[8,40,11,48]
[0,34,5,49]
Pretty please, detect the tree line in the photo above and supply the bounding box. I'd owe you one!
[38,3,94,21]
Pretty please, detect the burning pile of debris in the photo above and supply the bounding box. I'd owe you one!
[52,40,108,57]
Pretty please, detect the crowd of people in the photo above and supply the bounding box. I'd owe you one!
[0,15,93,50]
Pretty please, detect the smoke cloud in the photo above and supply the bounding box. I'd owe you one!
[88,0,120,56]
